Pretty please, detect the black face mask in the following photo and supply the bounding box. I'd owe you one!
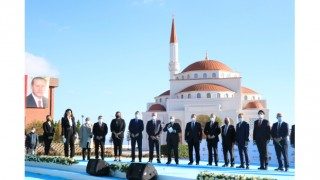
[116,115,120,119]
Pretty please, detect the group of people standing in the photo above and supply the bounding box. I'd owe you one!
[26,108,295,173]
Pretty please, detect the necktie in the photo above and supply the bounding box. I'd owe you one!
[210,122,213,128]
[239,122,241,128]
[192,122,194,129]
[224,125,228,135]
[277,122,281,136]
[258,120,262,127]
[135,119,138,125]
[38,100,42,108]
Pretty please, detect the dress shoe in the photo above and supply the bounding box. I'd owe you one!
[114,159,117,162]
[246,165,250,169]
[175,161,179,165]
[275,168,284,171]
[230,164,234,167]
[285,168,289,172]
[265,166,268,170]
[157,159,161,163]
[258,167,265,170]
[207,163,212,166]
[148,160,152,163]
[166,161,171,165]
[188,162,193,165]
[222,164,228,167]
[236,165,245,168]
[215,163,218,166]
[196,162,199,165]
[139,159,142,162]
[130,160,135,163]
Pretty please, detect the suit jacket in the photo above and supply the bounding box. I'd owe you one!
[43,121,55,139]
[93,122,108,142]
[290,125,295,146]
[235,121,249,145]
[128,118,144,139]
[61,117,76,137]
[271,121,289,145]
[221,124,236,146]
[253,119,271,143]
[146,119,162,141]
[163,122,181,143]
[204,121,221,142]
[110,118,126,139]
[26,94,48,108]
[184,121,202,143]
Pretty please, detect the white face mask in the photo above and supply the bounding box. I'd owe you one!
[135,115,140,119]
[98,119,102,123]
[238,118,243,122]
[152,116,156,120]
[170,119,175,123]
[86,121,90,124]
[191,118,196,122]
[258,114,264,119]
[210,117,215,121]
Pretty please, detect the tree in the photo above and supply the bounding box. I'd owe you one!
[54,120,62,142]
[76,119,81,133]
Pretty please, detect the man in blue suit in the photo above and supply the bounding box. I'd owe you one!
[146,112,163,163]
[235,113,250,169]
[128,111,144,162]
[185,114,203,165]
[271,113,289,172]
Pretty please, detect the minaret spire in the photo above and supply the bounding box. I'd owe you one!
[205,50,209,60]
[169,16,180,80]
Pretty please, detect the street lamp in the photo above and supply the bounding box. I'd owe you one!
[81,115,84,124]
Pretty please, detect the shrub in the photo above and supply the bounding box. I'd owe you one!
[197,171,276,180]
[160,144,189,158]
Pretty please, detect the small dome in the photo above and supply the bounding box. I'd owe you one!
[148,104,166,112]
[181,60,232,73]
[244,101,264,109]
[242,87,258,94]
[179,83,233,93]
[158,90,170,97]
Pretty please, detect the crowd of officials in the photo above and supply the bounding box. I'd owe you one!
[25,109,295,172]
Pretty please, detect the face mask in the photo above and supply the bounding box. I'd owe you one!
[210,117,214,121]
[258,114,264,119]
[238,118,243,122]
[191,118,195,122]
[277,117,282,122]
[31,130,35,133]
[152,116,156,120]
[135,115,140,119]
[170,119,175,123]
[98,119,102,123]
[86,121,90,124]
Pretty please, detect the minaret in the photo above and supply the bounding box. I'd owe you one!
[169,17,180,80]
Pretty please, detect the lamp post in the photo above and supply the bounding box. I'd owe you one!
[81,115,84,124]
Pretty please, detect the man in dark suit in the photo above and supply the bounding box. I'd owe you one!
[129,111,144,162]
[93,115,108,160]
[61,109,77,159]
[204,113,221,166]
[185,114,202,165]
[43,115,55,155]
[26,77,48,108]
[110,111,126,161]
[146,112,163,163]
[235,113,250,169]
[221,117,236,167]
[290,124,295,148]
[163,116,182,165]
[253,110,271,170]
[271,113,289,172]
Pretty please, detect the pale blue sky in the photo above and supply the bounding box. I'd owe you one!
[25,0,294,127]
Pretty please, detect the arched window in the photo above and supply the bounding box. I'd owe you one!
[197,93,201,98]
[187,74,190,79]
[212,73,216,78]
[226,93,229,98]
[159,98,162,102]
[188,94,191,99]
[207,93,211,98]
[203,73,207,78]
[252,96,255,100]
[176,96,178,99]
[244,95,248,100]
[181,94,183,99]
[176,77,179,80]
[217,93,221,98]
[258,96,260,100]
[194,73,198,79]
[227,73,231,78]
[182,75,184,80]
[221,73,224,78]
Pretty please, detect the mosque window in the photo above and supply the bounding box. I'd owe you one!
[197,93,201,98]
[176,77,179,80]
[212,73,216,78]
[181,94,183,99]
[252,96,255,100]
[188,94,191,99]
[159,98,162,102]
[226,93,229,98]
[227,73,231,78]
[221,73,224,78]
[207,93,211,98]
[187,74,190,79]
[244,95,248,100]
[194,73,198,79]
[258,96,260,100]
[217,93,221,98]
[203,73,207,78]
[182,75,184,80]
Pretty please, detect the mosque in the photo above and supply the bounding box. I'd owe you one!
[141,18,269,150]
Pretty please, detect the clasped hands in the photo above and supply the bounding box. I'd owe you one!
[113,131,122,139]
[273,137,282,143]
[150,135,160,140]
[207,135,215,139]
[131,133,139,138]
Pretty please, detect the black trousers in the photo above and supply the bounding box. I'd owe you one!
[238,143,250,166]
[148,139,160,160]
[187,139,200,163]
[44,138,53,155]
[167,140,179,163]
[207,140,219,165]
[274,142,289,168]
[94,140,105,160]
[257,141,269,168]
[222,143,235,165]
[131,137,142,161]
[64,129,75,158]
[113,138,123,156]
[82,142,91,160]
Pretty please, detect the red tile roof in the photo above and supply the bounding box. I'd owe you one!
[148,104,166,112]
[179,83,233,93]
[158,90,170,96]
[181,60,232,73]
[244,101,264,109]
[242,87,258,94]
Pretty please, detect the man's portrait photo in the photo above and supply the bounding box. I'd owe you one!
[26,76,50,108]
